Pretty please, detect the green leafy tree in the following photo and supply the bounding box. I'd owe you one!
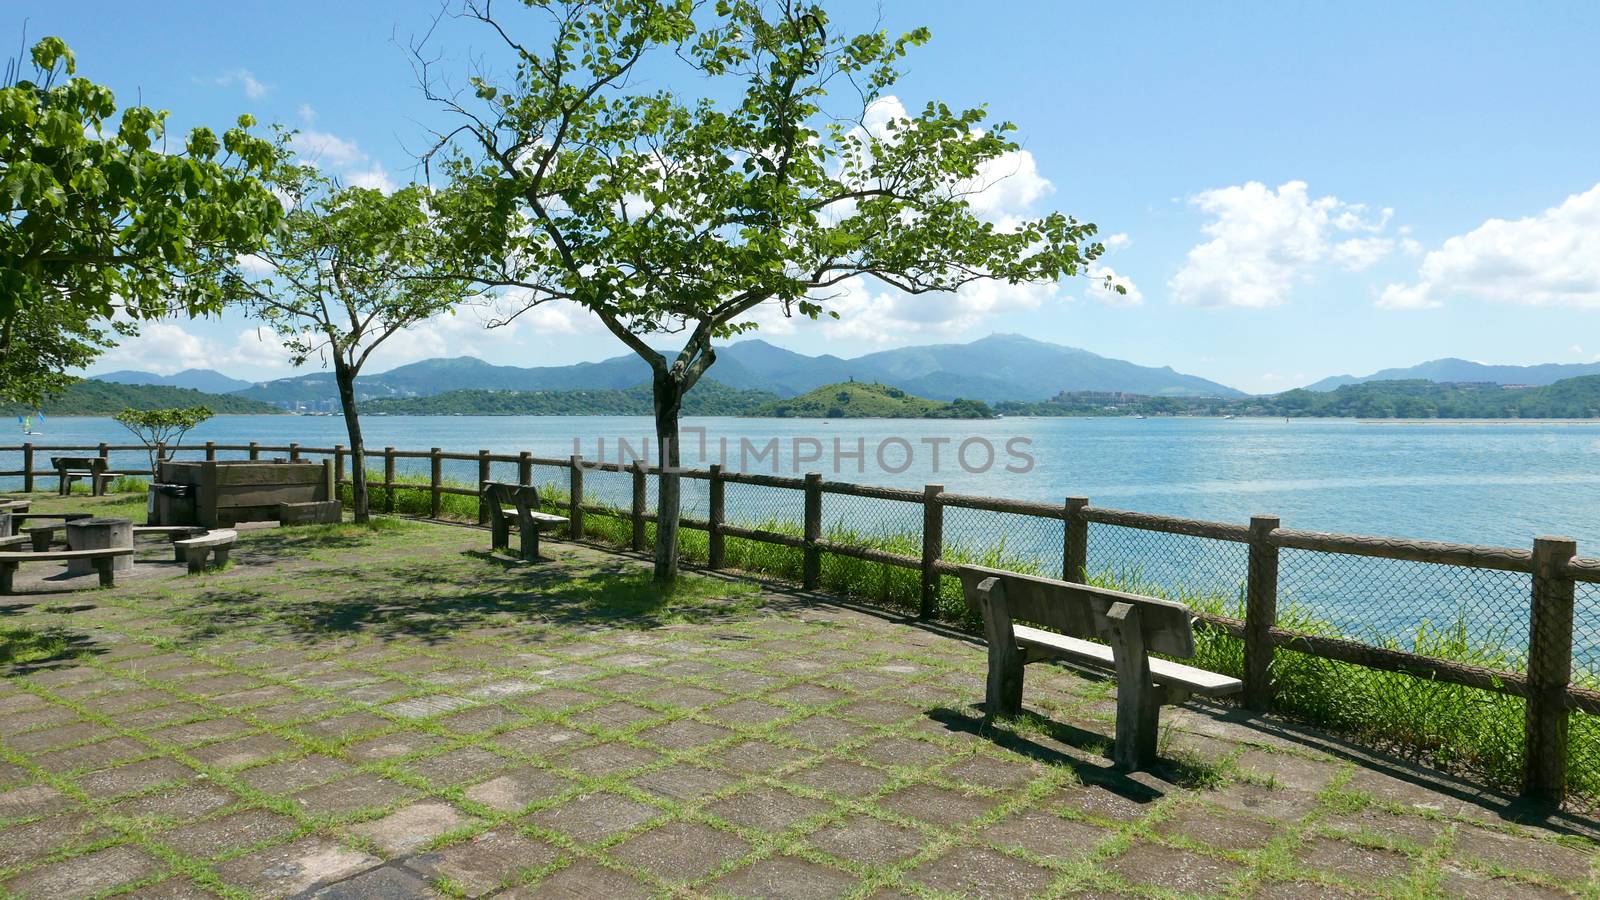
[0,37,281,406]
[114,406,213,475]
[227,166,475,523]
[424,0,1112,582]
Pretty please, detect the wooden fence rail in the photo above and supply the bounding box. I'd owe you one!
[2,440,1592,800]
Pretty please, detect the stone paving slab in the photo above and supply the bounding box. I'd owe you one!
[0,492,1595,898]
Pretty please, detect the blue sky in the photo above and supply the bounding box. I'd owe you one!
[12,1,1600,393]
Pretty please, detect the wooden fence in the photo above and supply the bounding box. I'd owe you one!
[3,439,1596,801]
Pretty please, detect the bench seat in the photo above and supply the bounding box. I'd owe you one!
[175,529,236,573]
[503,508,570,527]
[1011,624,1243,697]
[0,547,135,592]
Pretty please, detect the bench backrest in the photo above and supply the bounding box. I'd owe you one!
[52,456,107,472]
[958,564,1197,658]
[482,481,542,514]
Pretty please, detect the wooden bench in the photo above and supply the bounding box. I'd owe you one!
[51,457,125,496]
[0,547,135,593]
[959,565,1242,771]
[175,529,237,573]
[133,525,208,561]
[482,482,569,560]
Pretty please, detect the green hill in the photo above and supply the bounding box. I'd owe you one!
[754,382,994,419]
[363,380,779,416]
[997,376,1600,419]
[4,381,283,416]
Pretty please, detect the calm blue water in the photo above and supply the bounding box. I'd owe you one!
[9,414,1600,665]
[13,414,1599,547]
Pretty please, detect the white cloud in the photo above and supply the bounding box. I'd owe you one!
[1085,264,1143,307]
[98,324,294,376]
[297,103,317,124]
[737,276,1061,345]
[289,130,394,193]
[1170,180,1397,308]
[363,300,588,371]
[1102,232,1132,250]
[290,130,365,169]
[214,69,269,99]
[1379,183,1600,310]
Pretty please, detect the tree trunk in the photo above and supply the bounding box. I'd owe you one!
[333,358,370,525]
[651,369,683,583]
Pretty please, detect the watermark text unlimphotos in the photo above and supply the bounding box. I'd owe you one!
[569,427,1034,476]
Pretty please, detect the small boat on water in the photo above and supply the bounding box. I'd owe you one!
[17,413,43,435]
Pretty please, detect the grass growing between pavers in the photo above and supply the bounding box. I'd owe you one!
[0,489,1594,898]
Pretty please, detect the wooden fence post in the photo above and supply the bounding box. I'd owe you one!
[383,447,396,514]
[630,460,647,551]
[517,451,532,488]
[154,442,167,478]
[1244,514,1281,710]
[568,456,584,539]
[205,441,216,461]
[429,448,442,518]
[321,459,335,502]
[803,472,822,590]
[1525,535,1578,802]
[477,450,491,525]
[334,445,346,487]
[248,441,260,461]
[1064,496,1089,583]
[707,464,725,569]
[21,442,33,492]
[920,484,944,620]
[289,442,301,461]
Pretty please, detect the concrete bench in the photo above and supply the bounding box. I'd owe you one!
[278,500,342,526]
[482,481,569,561]
[0,547,135,593]
[959,564,1242,772]
[133,525,209,561]
[50,457,125,496]
[175,529,237,573]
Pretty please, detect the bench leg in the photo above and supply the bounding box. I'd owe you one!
[93,557,114,588]
[491,518,508,552]
[212,546,230,568]
[172,540,186,562]
[1106,601,1159,771]
[186,549,206,574]
[521,524,539,561]
[57,475,69,496]
[976,578,1024,718]
[30,532,50,553]
[0,563,14,595]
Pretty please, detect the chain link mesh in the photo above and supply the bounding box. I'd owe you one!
[722,480,803,530]
[942,505,1062,575]
[1278,549,1531,669]
[820,492,922,551]
[1087,522,1248,607]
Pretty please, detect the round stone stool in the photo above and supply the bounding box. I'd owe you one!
[65,517,134,576]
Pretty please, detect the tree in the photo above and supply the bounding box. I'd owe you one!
[423,0,1112,581]
[114,406,212,475]
[0,37,281,404]
[227,166,474,523]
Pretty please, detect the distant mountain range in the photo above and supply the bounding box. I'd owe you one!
[95,368,253,394]
[1304,358,1600,392]
[91,334,1247,406]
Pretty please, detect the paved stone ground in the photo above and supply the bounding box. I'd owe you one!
[0,493,1596,898]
